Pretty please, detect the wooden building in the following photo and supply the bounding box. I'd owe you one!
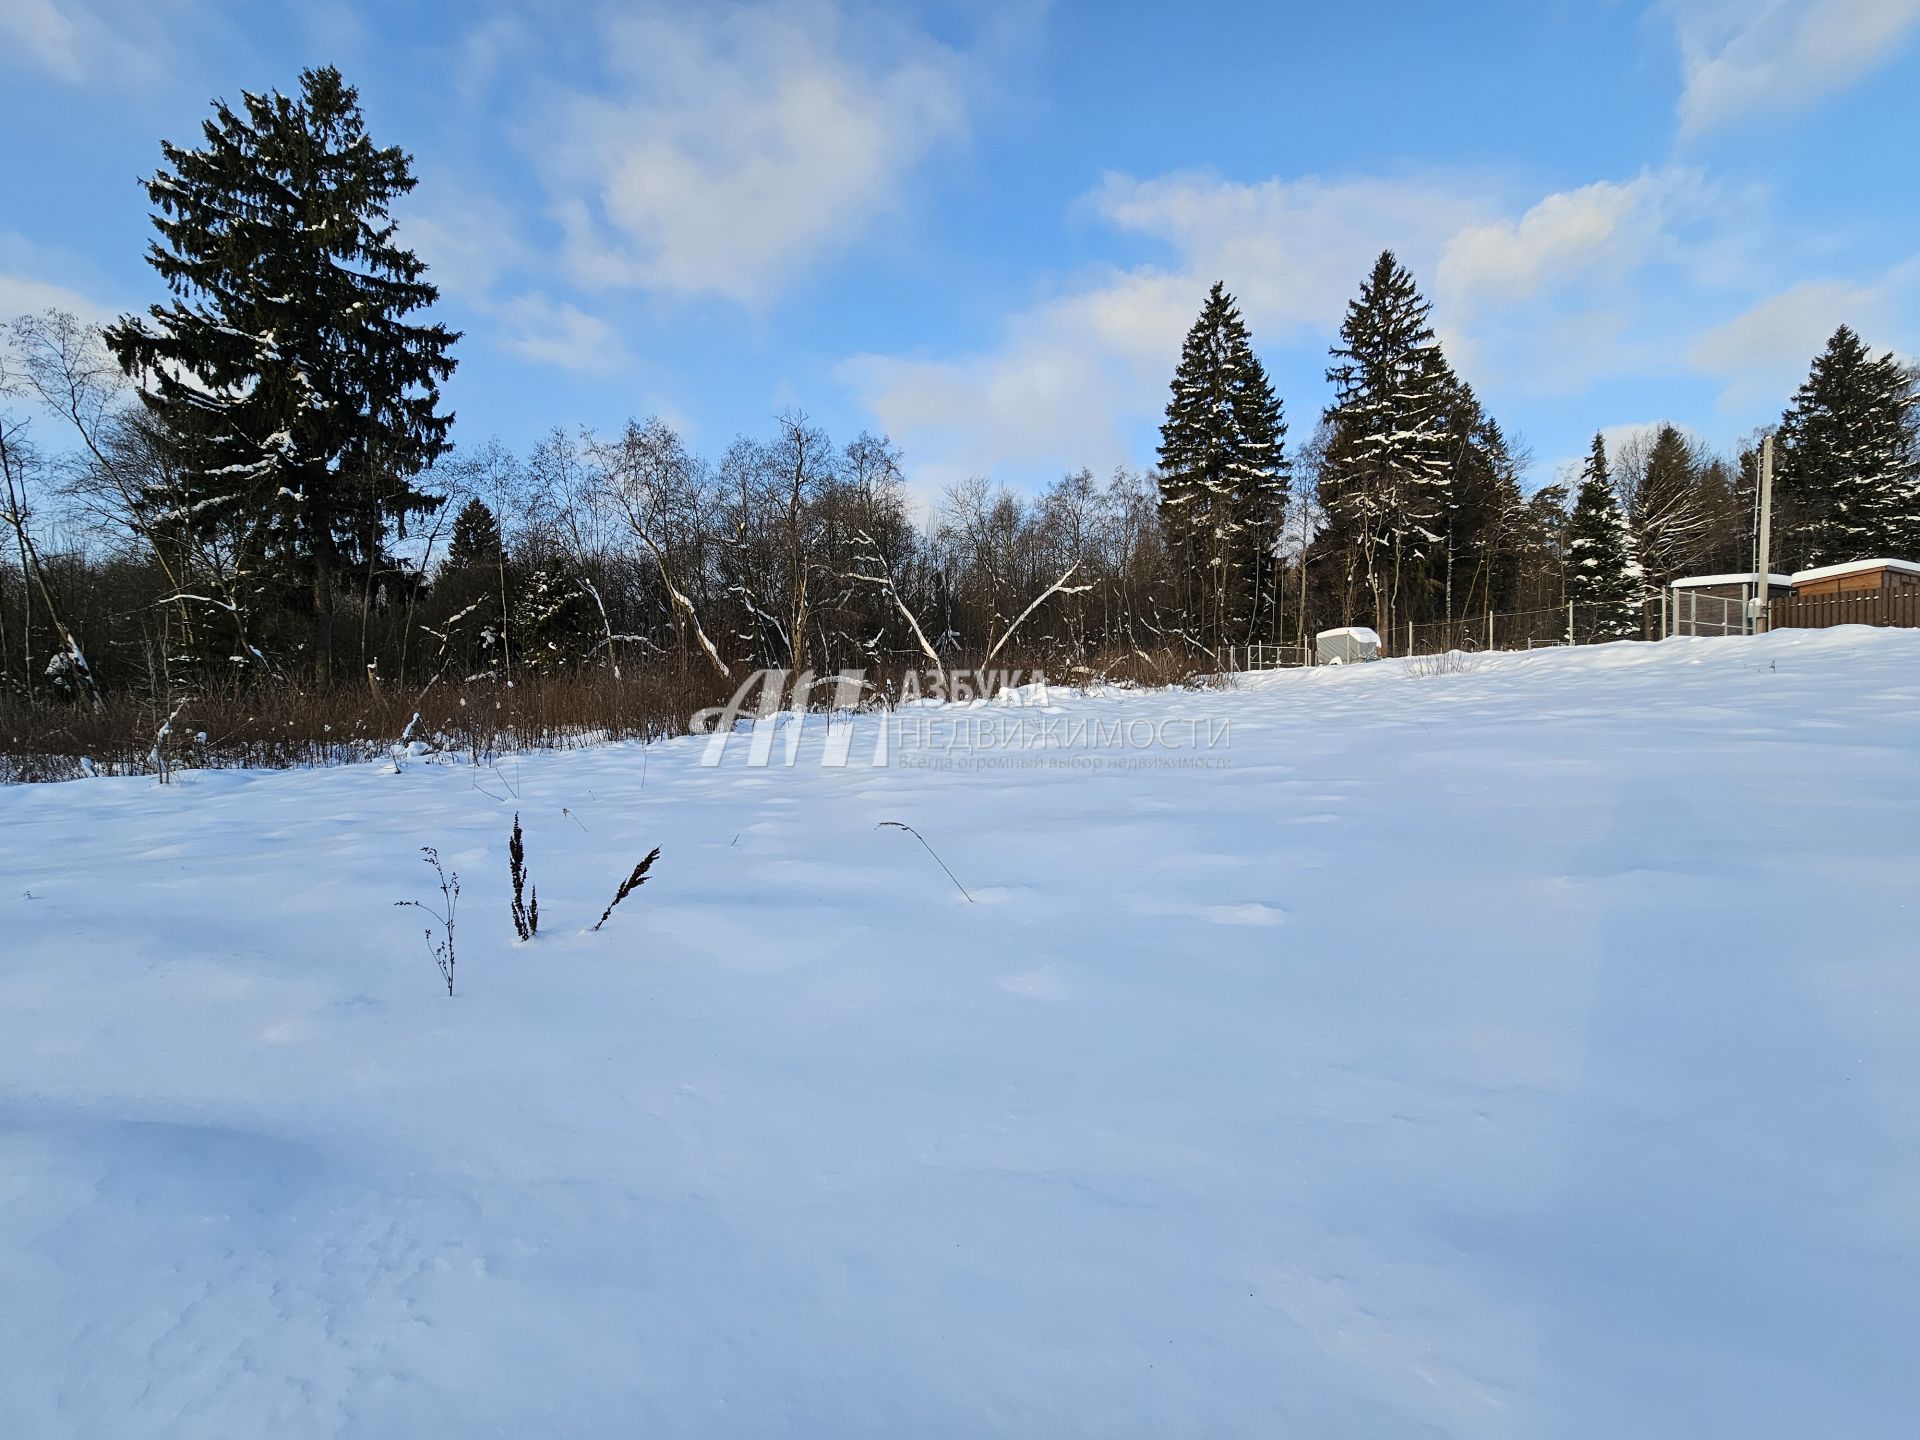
[1787,558,1920,599]
[1771,559,1920,631]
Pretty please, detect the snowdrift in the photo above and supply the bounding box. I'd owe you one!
[4,628,1919,1437]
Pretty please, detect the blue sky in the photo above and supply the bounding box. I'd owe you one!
[4,0,1918,503]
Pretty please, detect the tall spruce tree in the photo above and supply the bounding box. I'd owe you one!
[1623,424,1710,587]
[1434,374,1525,624]
[1568,433,1642,639]
[105,66,457,679]
[1775,325,1920,567]
[1319,251,1452,638]
[1691,453,1753,574]
[1156,282,1288,646]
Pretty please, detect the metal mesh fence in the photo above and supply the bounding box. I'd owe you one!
[1221,591,1750,672]
[1666,590,1749,637]
[1226,644,1312,671]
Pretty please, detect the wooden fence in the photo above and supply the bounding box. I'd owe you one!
[1767,591,1920,631]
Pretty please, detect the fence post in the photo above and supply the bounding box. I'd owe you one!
[1567,601,1575,645]
[1754,434,1774,634]
[1486,610,1493,652]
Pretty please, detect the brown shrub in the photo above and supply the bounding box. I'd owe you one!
[0,647,1212,783]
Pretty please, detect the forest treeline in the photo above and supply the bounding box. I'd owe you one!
[4,66,1919,715]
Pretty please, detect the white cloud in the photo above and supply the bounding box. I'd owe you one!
[1431,167,1766,394]
[1690,278,1876,373]
[543,1,969,307]
[492,292,630,373]
[0,0,176,85]
[402,197,531,303]
[1667,0,1920,134]
[840,269,1191,498]
[0,233,120,329]
[402,194,631,375]
[840,165,1770,490]
[0,271,114,329]
[1687,266,1918,410]
[1438,170,1712,307]
[841,171,1494,491]
[1093,170,1490,339]
[0,0,88,80]
[451,10,538,108]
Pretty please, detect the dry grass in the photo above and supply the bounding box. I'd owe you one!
[0,647,1219,783]
[1403,649,1484,680]
[0,670,728,783]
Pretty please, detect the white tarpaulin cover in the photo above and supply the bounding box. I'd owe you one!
[1316,626,1381,664]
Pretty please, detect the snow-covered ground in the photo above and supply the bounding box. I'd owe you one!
[4,628,1919,1438]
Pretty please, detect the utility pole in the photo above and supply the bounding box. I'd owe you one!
[1753,433,1775,635]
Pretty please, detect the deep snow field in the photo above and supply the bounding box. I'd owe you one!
[3,628,1919,1438]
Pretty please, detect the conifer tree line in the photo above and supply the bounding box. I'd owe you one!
[3,66,1919,705]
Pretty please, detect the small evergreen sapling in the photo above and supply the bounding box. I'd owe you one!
[509,812,539,941]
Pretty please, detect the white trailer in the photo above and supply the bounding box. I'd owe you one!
[1315,626,1381,665]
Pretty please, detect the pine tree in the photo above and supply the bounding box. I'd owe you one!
[1512,482,1573,617]
[446,498,504,571]
[1624,424,1710,587]
[1156,282,1288,646]
[1319,251,1452,638]
[1691,453,1753,574]
[1902,360,1920,557]
[1776,325,1920,567]
[510,554,596,674]
[1433,374,1525,624]
[105,66,458,679]
[1567,433,1642,640]
[433,497,510,676]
